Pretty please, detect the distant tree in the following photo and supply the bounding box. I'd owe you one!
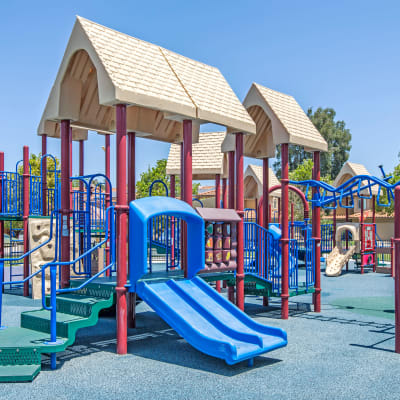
[308,107,352,180]
[289,159,332,187]
[376,154,400,216]
[136,159,200,199]
[273,107,351,181]
[17,153,60,189]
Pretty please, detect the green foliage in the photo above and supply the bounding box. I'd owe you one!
[308,107,352,180]
[273,107,351,181]
[18,153,60,189]
[288,159,332,220]
[136,158,200,199]
[289,159,333,186]
[376,154,400,216]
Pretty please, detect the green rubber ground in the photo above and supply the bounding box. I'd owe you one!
[331,296,395,320]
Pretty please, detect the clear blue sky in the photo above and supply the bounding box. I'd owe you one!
[1,1,399,184]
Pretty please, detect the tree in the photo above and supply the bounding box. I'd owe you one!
[308,107,351,180]
[289,159,332,187]
[273,107,352,181]
[17,153,60,188]
[136,159,200,199]
[376,154,400,216]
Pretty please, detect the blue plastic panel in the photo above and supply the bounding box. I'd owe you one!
[129,197,205,289]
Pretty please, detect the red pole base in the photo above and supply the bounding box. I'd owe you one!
[313,288,321,313]
[236,273,244,311]
[263,297,269,307]
[281,294,289,319]
[216,281,221,293]
[116,286,127,354]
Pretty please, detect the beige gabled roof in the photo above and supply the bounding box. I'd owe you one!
[334,162,378,196]
[244,164,281,199]
[38,16,255,141]
[166,132,227,180]
[222,83,328,157]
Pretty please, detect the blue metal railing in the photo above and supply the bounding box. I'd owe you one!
[0,205,116,368]
[148,181,181,271]
[244,221,314,295]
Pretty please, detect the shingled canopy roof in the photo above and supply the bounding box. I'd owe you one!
[244,164,281,199]
[222,83,327,158]
[334,161,378,196]
[166,131,227,180]
[38,16,256,142]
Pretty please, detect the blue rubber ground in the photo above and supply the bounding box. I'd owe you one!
[1,261,398,400]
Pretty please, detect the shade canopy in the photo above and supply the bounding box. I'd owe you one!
[244,164,281,199]
[222,83,328,158]
[38,16,256,143]
[166,131,228,179]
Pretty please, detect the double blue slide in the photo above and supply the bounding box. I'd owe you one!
[130,197,287,365]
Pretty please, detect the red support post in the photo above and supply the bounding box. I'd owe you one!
[262,157,269,307]
[0,152,3,293]
[333,208,337,248]
[23,147,30,297]
[41,135,47,216]
[170,174,176,267]
[215,174,221,209]
[394,186,400,353]
[79,140,84,269]
[182,121,192,278]
[215,173,221,292]
[312,151,321,313]
[69,129,73,210]
[280,144,289,319]
[235,133,244,311]
[373,195,377,272]
[391,238,395,278]
[228,150,235,302]
[346,197,349,271]
[222,178,228,208]
[116,104,128,355]
[105,135,111,275]
[360,198,364,274]
[60,120,71,289]
[183,121,192,206]
[127,131,136,329]
[228,151,235,209]
[180,142,186,275]
[170,175,176,198]
[127,132,136,203]
[262,158,269,229]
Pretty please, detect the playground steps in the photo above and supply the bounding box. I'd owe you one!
[0,282,115,382]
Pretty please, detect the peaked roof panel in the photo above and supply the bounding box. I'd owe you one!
[334,161,378,195]
[234,83,328,156]
[166,131,227,179]
[38,17,256,138]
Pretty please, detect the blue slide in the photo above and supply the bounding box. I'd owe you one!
[136,276,287,365]
[130,196,287,365]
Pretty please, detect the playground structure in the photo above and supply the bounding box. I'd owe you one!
[0,15,400,383]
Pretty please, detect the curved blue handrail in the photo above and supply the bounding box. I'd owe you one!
[290,174,400,209]
[192,198,203,208]
[149,180,169,197]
